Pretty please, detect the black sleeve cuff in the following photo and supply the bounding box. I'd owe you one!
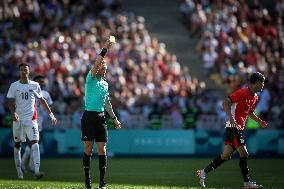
[99,48,107,57]
[228,96,233,103]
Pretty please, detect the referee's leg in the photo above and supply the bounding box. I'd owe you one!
[81,111,94,188]
[96,142,107,188]
[83,141,93,189]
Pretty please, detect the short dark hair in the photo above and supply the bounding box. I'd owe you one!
[249,72,265,84]
[33,75,45,81]
[18,63,29,68]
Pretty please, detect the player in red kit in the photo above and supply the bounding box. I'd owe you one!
[197,72,267,189]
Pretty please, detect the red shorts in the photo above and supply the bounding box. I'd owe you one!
[224,127,245,149]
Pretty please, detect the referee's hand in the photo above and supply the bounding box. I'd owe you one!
[113,118,121,129]
[105,36,115,48]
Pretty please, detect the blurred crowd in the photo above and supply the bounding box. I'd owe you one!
[180,0,284,128]
[1,0,282,130]
[0,0,214,129]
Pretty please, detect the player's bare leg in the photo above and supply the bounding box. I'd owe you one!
[14,142,24,179]
[237,146,263,189]
[97,142,107,189]
[197,145,234,188]
[83,141,93,189]
[30,140,44,179]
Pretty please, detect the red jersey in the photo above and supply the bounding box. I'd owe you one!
[227,87,258,131]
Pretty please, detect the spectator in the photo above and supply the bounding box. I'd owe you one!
[1,0,210,129]
[180,0,284,128]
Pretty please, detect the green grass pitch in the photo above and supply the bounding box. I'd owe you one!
[0,158,283,189]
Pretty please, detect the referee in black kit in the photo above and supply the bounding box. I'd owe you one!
[81,36,121,189]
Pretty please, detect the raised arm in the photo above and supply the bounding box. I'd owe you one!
[90,38,114,77]
[104,96,121,129]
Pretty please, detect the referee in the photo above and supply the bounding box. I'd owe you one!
[81,37,121,189]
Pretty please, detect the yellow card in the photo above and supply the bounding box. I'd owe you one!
[109,36,116,43]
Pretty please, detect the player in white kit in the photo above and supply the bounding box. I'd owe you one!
[6,64,57,179]
[21,75,53,173]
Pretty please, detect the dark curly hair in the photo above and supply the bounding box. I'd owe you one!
[249,72,265,84]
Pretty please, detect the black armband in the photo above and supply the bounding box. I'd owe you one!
[228,96,233,103]
[99,48,107,57]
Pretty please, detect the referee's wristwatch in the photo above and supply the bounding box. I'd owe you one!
[111,116,117,120]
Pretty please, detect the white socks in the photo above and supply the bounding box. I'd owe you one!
[29,154,34,172]
[14,143,40,176]
[14,147,23,177]
[22,146,31,168]
[31,143,40,174]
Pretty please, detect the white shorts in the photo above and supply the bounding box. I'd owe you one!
[13,120,39,142]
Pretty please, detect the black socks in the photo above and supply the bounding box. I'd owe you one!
[83,153,91,180]
[83,153,107,184]
[99,155,107,184]
[240,157,250,182]
[203,155,250,182]
[204,155,225,174]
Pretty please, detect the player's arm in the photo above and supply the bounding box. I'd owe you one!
[34,83,57,125]
[46,92,53,107]
[90,37,115,77]
[104,96,121,129]
[224,89,247,126]
[248,112,267,127]
[38,97,52,114]
[7,98,19,121]
[39,97,57,126]
[7,98,16,114]
[223,98,237,126]
[6,84,19,121]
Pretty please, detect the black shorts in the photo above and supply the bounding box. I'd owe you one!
[224,127,245,150]
[81,111,108,142]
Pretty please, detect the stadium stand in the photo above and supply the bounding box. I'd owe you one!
[1,0,282,130]
[0,0,221,129]
[180,0,284,128]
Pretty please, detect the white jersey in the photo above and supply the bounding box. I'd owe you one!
[7,80,42,121]
[36,90,53,128]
